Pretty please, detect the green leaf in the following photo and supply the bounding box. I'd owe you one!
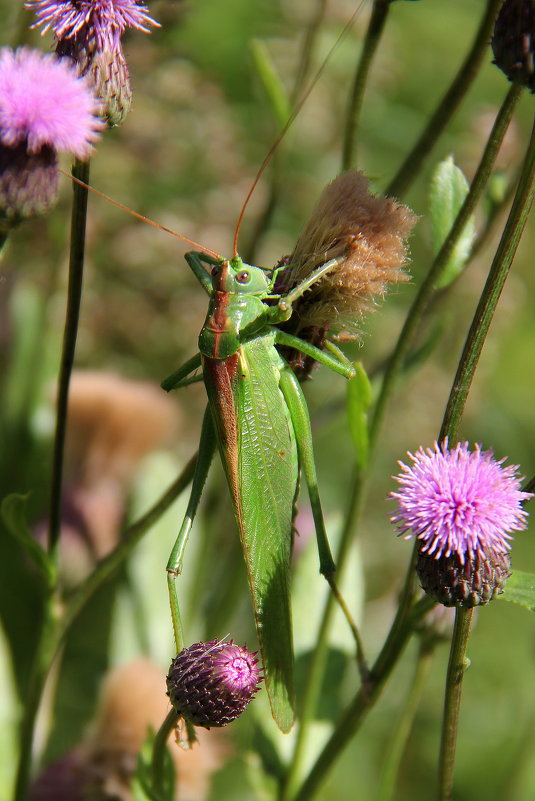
[498,570,535,612]
[347,363,372,470]
[1,494,54,586]
[250,39,291,130]
[429,156,476,289]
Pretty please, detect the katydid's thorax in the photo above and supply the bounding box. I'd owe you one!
[198,256,272,360]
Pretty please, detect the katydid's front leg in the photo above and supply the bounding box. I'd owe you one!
[161,352,202,392]
[166,405,216,652]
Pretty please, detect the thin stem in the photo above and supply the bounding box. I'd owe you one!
[439,114,534,443]
[372,82,522,447]
[286,77,522,801]
[342,0,391,171]
[291,595,434,801]
[437,607,473,801]
[386,0,503,198]
[377,639,435,801]
[47,158,90,564]
[57,455,196,647]
[151,708,179,800]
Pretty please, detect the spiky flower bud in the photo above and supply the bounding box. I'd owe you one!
[491,0,535,93]
[167,640,262,729]
[390,440,532,608]
[416,547,511,608]
[26,0,160,126]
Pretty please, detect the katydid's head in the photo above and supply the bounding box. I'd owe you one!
[211,257,270,295]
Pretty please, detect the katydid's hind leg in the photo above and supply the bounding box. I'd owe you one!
[278,367,368,676]
[167,405,216,652]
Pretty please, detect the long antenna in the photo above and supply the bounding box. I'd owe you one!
[61,168,222,260]
[232,0,367,258]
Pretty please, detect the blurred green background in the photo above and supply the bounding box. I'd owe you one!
[0,0,534,800]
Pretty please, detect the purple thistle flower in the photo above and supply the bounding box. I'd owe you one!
[167,640,262,729]
[390,440,531,564]
[0,48,102,157]
[0,47,102,227]
[26,0,159,51]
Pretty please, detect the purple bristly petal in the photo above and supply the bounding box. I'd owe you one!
[0,48,103,158]
[389,440,532,563]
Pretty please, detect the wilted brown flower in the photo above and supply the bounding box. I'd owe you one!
[276,170,417,338]
[274,171,417,376]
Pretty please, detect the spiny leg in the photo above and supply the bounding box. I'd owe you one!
[278,366,369,680]
[167,405,216,652]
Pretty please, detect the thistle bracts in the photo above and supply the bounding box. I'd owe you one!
[167,640,262,729]
[390,441,532,607]
[492,0,535,93]
[26,0,160,125]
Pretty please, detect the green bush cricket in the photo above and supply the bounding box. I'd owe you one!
[161,239,360,733]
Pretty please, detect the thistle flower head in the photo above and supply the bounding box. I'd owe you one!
[0,47,102,227]
[26,0,159,50]
[167,640,262,729]
[0,47,102,156]
[390,440,531,564]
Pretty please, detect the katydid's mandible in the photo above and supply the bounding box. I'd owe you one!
[162,251,357,733]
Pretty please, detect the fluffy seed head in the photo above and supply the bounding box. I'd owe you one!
[390,440,531,564]
[276,170,417,340]
[167,640,262,729]
[0,47,102,156]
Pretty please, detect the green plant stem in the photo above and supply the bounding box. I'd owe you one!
[12,459,194,801]
[58,455,196,647]
[286,78,521,801]
[372,82,521,447]
[13,158,90,801]
[13,593,60,801]
[439,114,534,443]
[386,0,503,198]
[342,0,391,171]
[291,594,435,801]
[290,0,328,107]
[151,708,179,800]
[47,158,90,565]
[377,639,435,801]
[437,607,473,801]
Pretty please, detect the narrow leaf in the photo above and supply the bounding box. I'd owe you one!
[347,363,372,470]
[250,39,291,130]
[1,494,54,585]
[429,156,476,288]
[498,570,535,612]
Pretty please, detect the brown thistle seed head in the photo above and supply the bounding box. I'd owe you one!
[416,546,512,608]
[491,0,535,93]
[276,170,417,341]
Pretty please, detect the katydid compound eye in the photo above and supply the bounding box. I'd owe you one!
[211,266,220,276]
[236,271,250,284]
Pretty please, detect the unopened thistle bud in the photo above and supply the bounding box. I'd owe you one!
[275,170,417,377]
[390,440,532,607]
[0,47,102,234]
[26,0,160,125]
[491,0,535,93]
[167,640,262,729]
